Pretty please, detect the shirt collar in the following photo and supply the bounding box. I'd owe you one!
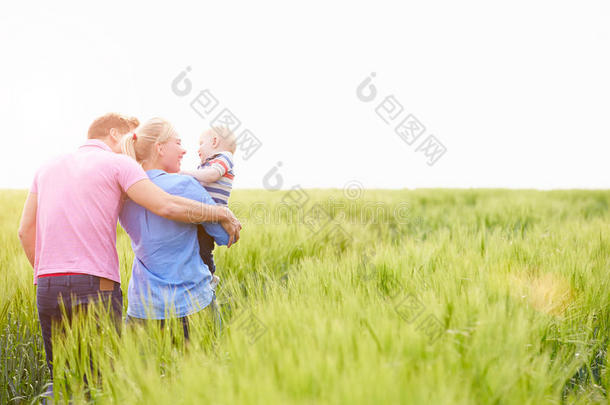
[200,151,232,166]
[146,169,167,179]
[80,139,113,152]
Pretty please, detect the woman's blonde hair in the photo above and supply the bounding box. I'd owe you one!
[120,117,178,164]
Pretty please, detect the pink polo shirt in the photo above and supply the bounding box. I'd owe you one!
[30,139,148,284]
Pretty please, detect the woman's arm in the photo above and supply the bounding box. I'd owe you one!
[18,192,37,268]
[200,207,231,246]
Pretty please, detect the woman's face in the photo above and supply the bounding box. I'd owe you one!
[158,135,186,173]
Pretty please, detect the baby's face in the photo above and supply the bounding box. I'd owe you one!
[197,132,214,162]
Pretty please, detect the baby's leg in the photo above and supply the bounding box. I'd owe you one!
[197,225,216,274]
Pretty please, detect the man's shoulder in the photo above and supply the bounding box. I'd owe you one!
[105,153,147,178]
[107,152,140,167]
[35,151,76,175]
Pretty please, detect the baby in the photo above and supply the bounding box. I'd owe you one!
[181,126,236,290]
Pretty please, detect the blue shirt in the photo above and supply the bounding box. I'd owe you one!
[119,170,229,319]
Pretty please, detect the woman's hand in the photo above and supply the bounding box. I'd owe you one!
[219,206,241,247]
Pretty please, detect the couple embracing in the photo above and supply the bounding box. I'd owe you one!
[18,113,241,390]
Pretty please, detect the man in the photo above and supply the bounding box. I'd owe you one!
[17,113,241,396]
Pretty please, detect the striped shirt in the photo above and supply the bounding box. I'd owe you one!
[197,151,234,206]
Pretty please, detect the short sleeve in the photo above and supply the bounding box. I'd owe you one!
[207,152,234,177]
[116,155,148,192]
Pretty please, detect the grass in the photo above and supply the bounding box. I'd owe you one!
[0,188,609,404]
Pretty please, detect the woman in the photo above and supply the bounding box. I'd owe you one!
[119,117,229,338]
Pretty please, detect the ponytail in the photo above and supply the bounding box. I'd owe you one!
[119,117,177,164]
[121,132,138,160]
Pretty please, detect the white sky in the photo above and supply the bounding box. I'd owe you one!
[1,0,608,190]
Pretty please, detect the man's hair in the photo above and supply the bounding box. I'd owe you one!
[87,113,140,139]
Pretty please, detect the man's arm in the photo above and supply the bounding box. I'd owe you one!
[18,192,37,268]
[125,179,241,246]
[180,179,231,246]
[181,167,222,184]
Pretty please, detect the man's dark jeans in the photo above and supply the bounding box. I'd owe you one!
[36,274,122,378]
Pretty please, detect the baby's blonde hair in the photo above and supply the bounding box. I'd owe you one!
[206,126,237,154]
[121,117,178,164]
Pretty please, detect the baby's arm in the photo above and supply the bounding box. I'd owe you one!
[181,167,222,184]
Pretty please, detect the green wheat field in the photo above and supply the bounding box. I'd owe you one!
[1,189,609,404]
